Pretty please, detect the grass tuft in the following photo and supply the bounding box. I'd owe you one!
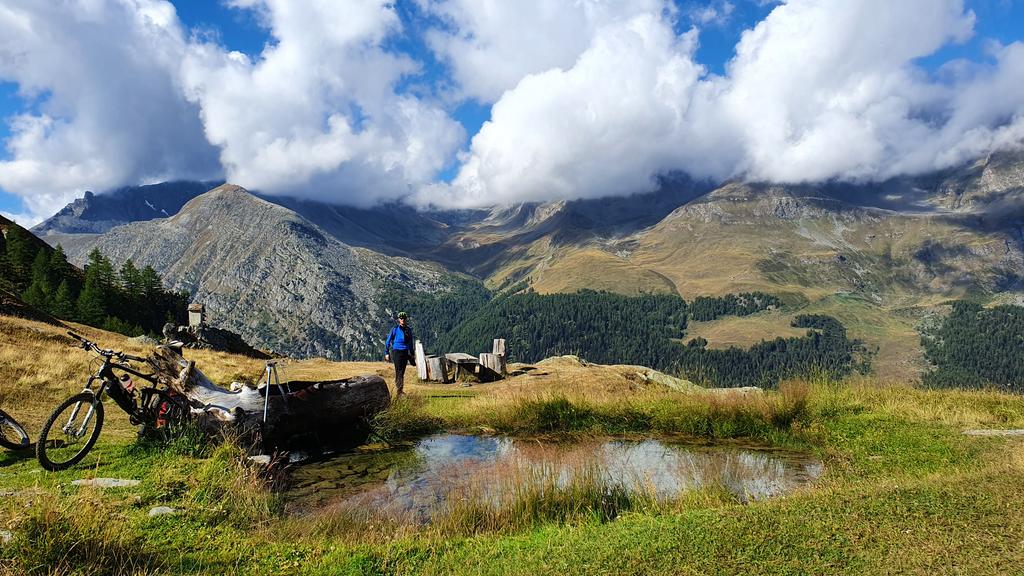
[369,395,445,441]
[3,492,163,575]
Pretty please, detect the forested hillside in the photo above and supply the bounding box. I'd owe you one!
[389,286,861,388]
[438,290,690,369]
[922,301,1024,392]
[1,222,186,336]
[373,277,492,354]
[675,315,865,387]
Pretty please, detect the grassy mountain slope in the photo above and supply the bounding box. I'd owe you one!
[628,183,1022,300]
[3,313,1024,575]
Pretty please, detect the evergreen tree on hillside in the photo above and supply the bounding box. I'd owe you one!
[76,249,115,325]
[0,229,182,336]
[0,232,8,284]
[139,265,162,298]
[51,279,75,318]
[76,275,107,325]
[3,226,36,288]
[47,245,74,290]
[119,259,143,326]
[922,301,1024,392]
[22,250,53,310]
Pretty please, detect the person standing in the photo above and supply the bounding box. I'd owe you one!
[384,311,415,396]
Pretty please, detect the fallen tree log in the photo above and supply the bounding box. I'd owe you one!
[147,345,390,449]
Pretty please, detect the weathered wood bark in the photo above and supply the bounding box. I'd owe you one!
[492,339,506,356]
[147,345,390,448]
[425,356,451,383]
[479,353,507,378]
[415,340,428,380]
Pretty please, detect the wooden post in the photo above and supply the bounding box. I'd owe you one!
[492,339,506,356]
[415,340,428,380]
[479,353,507,379]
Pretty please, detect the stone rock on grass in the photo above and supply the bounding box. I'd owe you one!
[70,478,140,488]
[148,506,176,517]
[129,334,160,346]
[963,429,1024,436]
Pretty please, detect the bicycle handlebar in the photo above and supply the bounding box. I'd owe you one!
[67,331,148,363]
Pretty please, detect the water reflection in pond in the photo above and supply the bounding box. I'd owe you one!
[287,434,822,524]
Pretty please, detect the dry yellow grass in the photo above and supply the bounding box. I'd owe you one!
[5,313,1019,448]
[0,316,398,439]
[529,248,678,296]
[0,316,704,440]
[684,311,807,349]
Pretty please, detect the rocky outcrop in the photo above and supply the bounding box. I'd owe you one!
[161,322,270,359]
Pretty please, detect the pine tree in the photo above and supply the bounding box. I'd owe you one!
[3,226,36,289]
[77,249,112,325]
[139,265,162,298]
[120,259,142,296]
[51,279,75,318]
[0,231,9,286]
[48,245,73,288]
[85,249,117,291]
[22,250,53,310]
[120,259,142,326]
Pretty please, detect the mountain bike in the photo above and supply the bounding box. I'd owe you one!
[0,409,30,451]
[35,332,191,471]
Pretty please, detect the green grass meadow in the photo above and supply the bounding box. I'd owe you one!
[3,380,1024,575]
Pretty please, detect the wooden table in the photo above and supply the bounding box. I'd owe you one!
[444,353,480,381]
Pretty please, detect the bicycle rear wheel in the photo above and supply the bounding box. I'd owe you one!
[0,409,31,450]
[37,392,104,471]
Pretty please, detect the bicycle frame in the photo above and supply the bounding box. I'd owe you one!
[90,357,159,409]
[63,354,160,438]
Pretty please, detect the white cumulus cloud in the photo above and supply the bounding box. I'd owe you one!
[424,12,707,207]
[430,0,1024,207]
[179,0,464,206]
[2,0,1024,218]
[0,0,221,219]
[421,0,672,103]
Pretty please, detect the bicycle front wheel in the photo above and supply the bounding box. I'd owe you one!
[37,392,104,471]
[0,409,31,450]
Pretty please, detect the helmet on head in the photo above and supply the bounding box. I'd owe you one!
[397,311,408,319]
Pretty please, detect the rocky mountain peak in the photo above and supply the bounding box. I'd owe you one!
[32,180,221,236]
[57,184,449,359]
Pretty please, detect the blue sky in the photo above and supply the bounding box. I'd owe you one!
[2,0,1023,220]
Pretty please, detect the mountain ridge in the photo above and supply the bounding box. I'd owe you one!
[29,153,1024,372]
[57,184,453,359]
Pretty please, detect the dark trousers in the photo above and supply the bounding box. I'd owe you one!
[391,349,413,394]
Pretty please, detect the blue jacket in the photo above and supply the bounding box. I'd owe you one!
[386,325,414,354]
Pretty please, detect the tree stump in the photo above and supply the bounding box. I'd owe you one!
[425,356,451,383]
[415,340,428,380]
[147,345,390,449]
[479,353,507,381]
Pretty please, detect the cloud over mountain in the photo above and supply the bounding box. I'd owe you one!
[0,0,220,217]
[430,0,1024,207]
[1,0,1023,217]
